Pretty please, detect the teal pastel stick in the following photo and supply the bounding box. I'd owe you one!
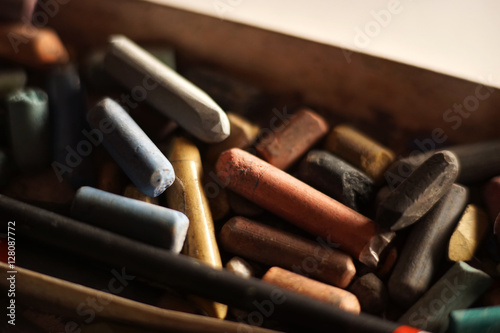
[71,186,189,253]
[6,87,50,171]
[448,306,500,333]
[86,98,175,197]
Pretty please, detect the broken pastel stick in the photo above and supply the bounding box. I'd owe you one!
[71,186,189,253]
[388,184,468,307]
[216,148,394,268]
[298,150,376,212]
[220,216,356,288]
[87,98,175,197]
[325,125,395,183]
[398,261,492,333]
[256,108,329,170]
[104,35,230,143]
[376,151,459,231]
[448,204,490,262]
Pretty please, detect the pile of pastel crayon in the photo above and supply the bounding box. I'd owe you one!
[0,4,499,333]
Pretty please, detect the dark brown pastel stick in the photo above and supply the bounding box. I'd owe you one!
[97,159,127,195]
[0,24,69,67]
[262,267,361,315]
[348,273,388,315]
[388,184,468,307]
[376,245,398,279]
[376,151,459,231]
[220,216,355,288]
[216,148,394,268]
[256,108,329,170]
[298,150,376,212]
[484,176,500,220]
[385,140,500,187]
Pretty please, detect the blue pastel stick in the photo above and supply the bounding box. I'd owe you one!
[71,186,189,253]
[86,98,175,197]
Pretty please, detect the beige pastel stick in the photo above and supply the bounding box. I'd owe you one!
[325,125,395,183]
[448,204,490,262]
[164,137,227,319]
[262,267,361,315]
[0,263,277,333]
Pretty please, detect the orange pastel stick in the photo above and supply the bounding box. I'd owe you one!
[216,148,393,267]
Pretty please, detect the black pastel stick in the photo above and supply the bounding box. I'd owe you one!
[1,195,429,333]
[377,151,459,231]
[298,150,375,212]
[388,184,468,307]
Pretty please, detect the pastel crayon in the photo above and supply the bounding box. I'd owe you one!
[7,194,429,333]
[386,140,500,186]
[263,266,361,314]
[0,24,68,68]
[325,125,395,183]
[298,150,376,212]
[6,87,50,171]
[71,186,188,253]
[104,35,230,143]
[216,148,394,268]
[220,216,356,288]
[448,306,500,333]
[0,263,277,333]
[86,98,175,197]
[398,261,492,333]
[388,184,468,307]
[484,176,500,220]
[376,151,459,231]
[256,108,329,170]
[0,68,26,95]
[182,66,270,117]
[205,112,260,164]
[348,273,388,315]
[448,204,490,262]
[226,256,254,279]
[47,64,95,188]
[376,245,398,279]
[164,137,227,319]
[447,139,500,184]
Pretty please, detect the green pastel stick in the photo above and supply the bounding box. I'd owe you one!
[448,306,500,333]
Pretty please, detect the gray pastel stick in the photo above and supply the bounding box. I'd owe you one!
[398,261,492,333]
[71,186,189,253]
[298,150,375,212]
[104,35,230,143]
[87,98,175,197]
[377,151,459,231]
[388,184,468,307]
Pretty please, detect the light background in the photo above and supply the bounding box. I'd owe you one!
[146,0,500,88]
